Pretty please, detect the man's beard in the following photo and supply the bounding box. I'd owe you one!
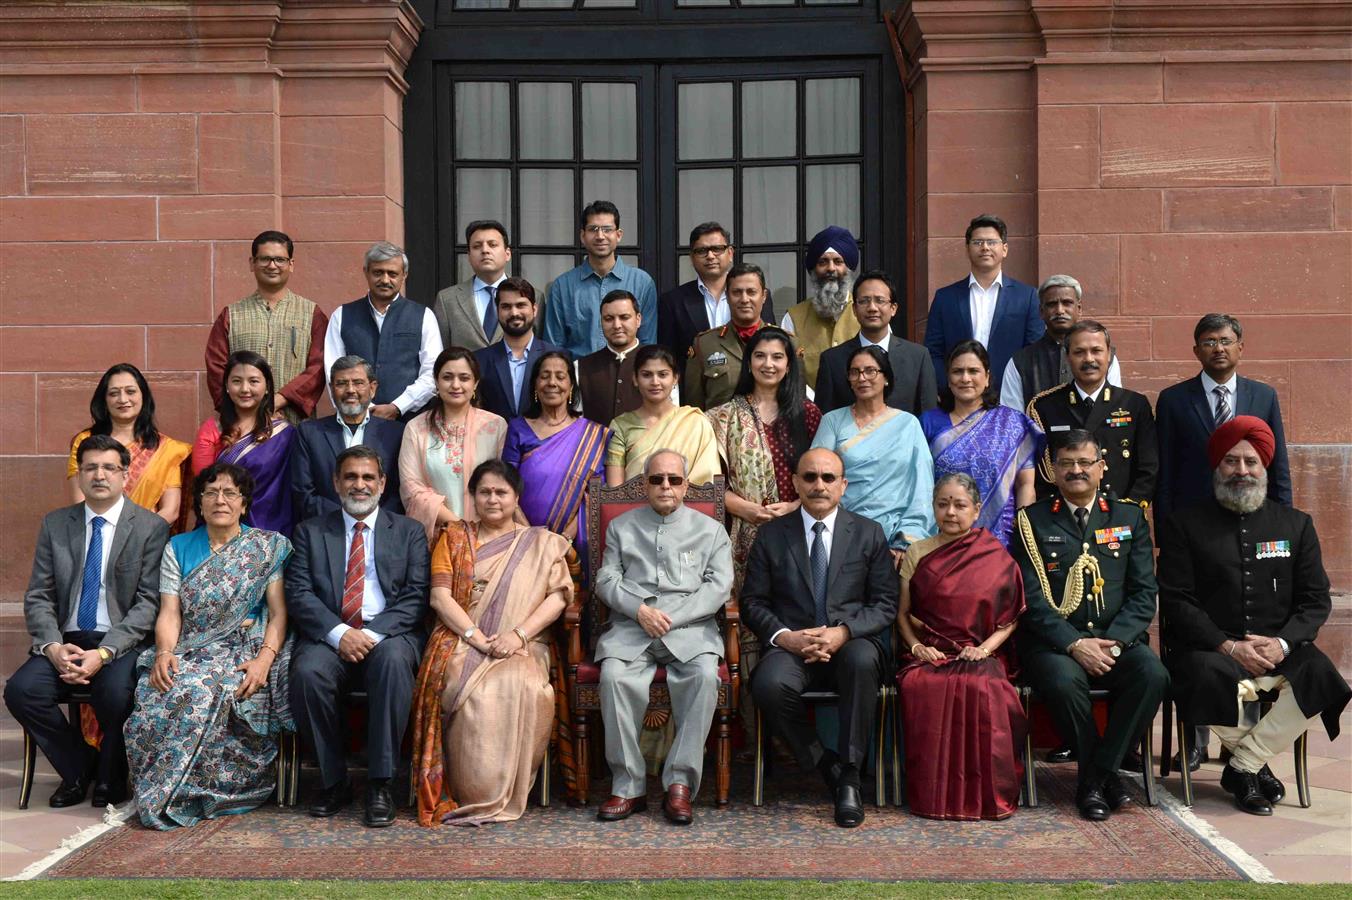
[501,318,533,338]
[809,270,855,320]
[337,399,366,419]
[1214,468,1267,515]
[341,493,380,517]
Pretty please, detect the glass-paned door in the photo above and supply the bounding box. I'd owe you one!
[438,66,656,300]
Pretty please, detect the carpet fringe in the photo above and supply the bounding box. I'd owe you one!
[4,801,134,882]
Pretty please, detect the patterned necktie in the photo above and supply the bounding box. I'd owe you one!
[1213,385,1232,425]
[1074,506,1089,535]
[77,516,106,631]
[342,522,366,629]
[810,521,829,627]
[481,284,498,340]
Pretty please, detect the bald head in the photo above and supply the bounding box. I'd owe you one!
[794,448,846,519]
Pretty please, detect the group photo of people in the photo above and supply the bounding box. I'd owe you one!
[11,207,1348,838]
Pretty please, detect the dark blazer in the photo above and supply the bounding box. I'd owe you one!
[922,276,1043,390]
[1154,374,1292,524]
[740,508,899,656]
[24,501,170,658]
[657,280,775,374]
[1028,383,1158,506]
[814,333,938,415]
[284,509,430,645]
[473,338,563,421]
[290,414,406,522]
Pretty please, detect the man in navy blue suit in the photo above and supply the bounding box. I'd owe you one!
[923,214,1043,391]
[473,276,561,420]
[291,355,405,521]
[1155,312,1292,770]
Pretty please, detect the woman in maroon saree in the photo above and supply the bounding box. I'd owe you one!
[897,472,1027,820]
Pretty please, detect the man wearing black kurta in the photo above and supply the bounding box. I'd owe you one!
[1158,416,1351,815]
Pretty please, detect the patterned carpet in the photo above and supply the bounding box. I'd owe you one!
[46,764,1245,882]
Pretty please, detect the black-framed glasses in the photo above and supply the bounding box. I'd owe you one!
[799,472,839,484]
[847,366,883,380]
[691,244,730,257]
[648,474,685,486]
[253,256,291,267]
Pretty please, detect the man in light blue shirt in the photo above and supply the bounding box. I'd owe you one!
[542,200,657,358]
[473,277,562,420]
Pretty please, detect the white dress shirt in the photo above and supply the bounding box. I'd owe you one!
[322,295,445,416]
[1074,381,1107,404]
[473,274,508,332]
[697,278,730,329]
[64,496,126,634]
[325,508,388,649]
[1200,370,1238,421]
[999,353,1121,411]
[860,327,892,349]
[337,409,372,449]
[968,272,1004,348]
[768,506,841,648]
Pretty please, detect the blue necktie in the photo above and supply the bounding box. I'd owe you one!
[77,516,106,631]
[481,284,498,340]
[810,521,829,627]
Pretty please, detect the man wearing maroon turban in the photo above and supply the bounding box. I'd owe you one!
[1158,416,1350,815]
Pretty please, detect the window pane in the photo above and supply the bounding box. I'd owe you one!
[519,169,575,246]
[742,80,796,159]
[805,163,860,238]
[805,78,860,156]
[519,83,573,160]
[583,0,636,6]
[519,0,573,6]
[678,256,695,285]
[582,169,639,245]
[455,168,512,238]
[520,255,576,302]
[743,252,798,311]
[582,83,637,161]
[677,82,733,161]
[677,0,730,5]
[618,254,640,269]
[678,169,734,248]
[455,0,510,7]
[454,82,510,160]
[456,254,471,282]
[741,166,797,245]
[740,0,795,5]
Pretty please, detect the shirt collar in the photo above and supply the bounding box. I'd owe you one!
[472,275,507,293]
[366,294,403,316]
[609,340,641,362]
[337,408,372,432]
[696,278,726,304]
[85,494,126,527]
[582,257,625,280]
[1075,381,1106,403]
[342,507,379,534]
[1200,370,1236,394]
[801,505,840,535]
[859,328,892,349]
[967,272,1004,290]
[507,336,535,359]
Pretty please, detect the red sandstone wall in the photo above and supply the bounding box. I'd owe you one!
[897,0,1352,589]
[0,1,420,601]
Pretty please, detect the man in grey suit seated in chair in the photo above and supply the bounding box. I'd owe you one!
[593,449,733,826]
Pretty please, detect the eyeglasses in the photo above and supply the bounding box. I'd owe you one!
[647,474,684,486]
[1054,458,1102,471]
[967,239,1004,249]
[854,295,893,308]
[201,488,243,501]
[79,464,125,475]
[798,472,840,484]
[847,366,883,380]
[585,225,618,235]
[1198,338,1238,349]
[253,256,291,267]
[691,244,730,257]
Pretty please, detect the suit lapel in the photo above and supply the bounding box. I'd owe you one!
[1234,375,1251,417]
[954,282,975,340]
[321,417,345,460]
[63,507,86,617]
[1186,376,1216,433]
[825,511,853,587]
[683,284,709,331]
[786,517,814,596]
[457,281,488,344]
[492,344,515,414]
[374,513,394,600]
[988,280,1010,343]
[324,518,346,615]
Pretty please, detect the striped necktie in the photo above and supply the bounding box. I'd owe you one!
[341,522,366,629]
[810,521,829,627]
[77,516,106,631]
[481,284,498,340]
[1213,386,1232,425]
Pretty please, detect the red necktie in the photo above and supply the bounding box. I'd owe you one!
[342,522,366,628]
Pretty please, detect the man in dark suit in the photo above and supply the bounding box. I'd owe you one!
[1000,274,1121,411]
[430,219,510,352]
[473,276,561,420]
[5,435,169,807]
[291,355,404,520]
[1027,321,1157,507]
[923,214,1043,391]
[658,222,774,374]
[1012,429,1169,821]
[286,446,430,827]
[577,289,644,426]
[815,270,937,415]
[742,448,899,828]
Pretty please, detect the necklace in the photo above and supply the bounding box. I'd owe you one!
[852,404,885,428]
[540,411,571,427]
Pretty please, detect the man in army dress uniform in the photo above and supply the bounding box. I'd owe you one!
[683,262,770,410]
[1027,320,1157,506]
[1159,416,1350,815]
[1013,428,1170,821]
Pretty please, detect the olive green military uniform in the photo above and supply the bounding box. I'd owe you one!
[683,323,755,411]
[1012,491,1169,780]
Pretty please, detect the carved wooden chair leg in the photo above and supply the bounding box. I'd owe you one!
[1176,716,1194,807]
[1295,731,1311,809]
[752,706,766,807]
[18,727,37,810]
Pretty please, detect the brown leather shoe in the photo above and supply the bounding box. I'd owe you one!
[662,783,693,825]
[597,794,647,821]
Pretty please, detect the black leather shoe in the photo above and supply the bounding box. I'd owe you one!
[1220,765,1273,816]
[1117,751,1143,773]
[1102,772,1131,811]
[49,775,91,808]
[364,782,396,828]
[91,781,127,807]
[1046,744,1076,764]
[308,779,353,818]
[1256,764,1286,804]
[833,782,865,828]
[1172,745,1207,772]
[1075,778,1111,821]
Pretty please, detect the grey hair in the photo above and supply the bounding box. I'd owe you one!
[934,472,981,506]
[644,449,689,478]
[1038,274,1082,302]
[330,355,375,382]
[364,241,409,273]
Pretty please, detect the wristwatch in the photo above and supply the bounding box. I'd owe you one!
[1108,643,1122,659]
[97,647,113,663]
[462,626,477,641]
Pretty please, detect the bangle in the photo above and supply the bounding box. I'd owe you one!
[513,626,529,646]
[910,642,923,654]
[259,644,278,657]
[1227,641,1237,656]
[155,649,174,658]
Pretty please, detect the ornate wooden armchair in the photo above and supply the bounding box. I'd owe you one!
[562,474,739,807]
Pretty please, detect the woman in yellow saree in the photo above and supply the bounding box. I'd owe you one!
[604,345,720,486]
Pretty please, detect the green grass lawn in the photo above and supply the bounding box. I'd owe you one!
[0,882,1344,899]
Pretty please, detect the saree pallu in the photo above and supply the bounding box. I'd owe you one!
[411,523,575,826]
[196,418,297,535]
[68,429,191,521]
[606,405,721,485]
[922,406,1039,547]
[898,528,1027,820]
[125,527,293,830]
[503,416,608,562]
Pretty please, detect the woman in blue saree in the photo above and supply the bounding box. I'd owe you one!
[125,462,293,829]
[502,351,608,553]
[811,344,935,564]
[920,340,1039,548]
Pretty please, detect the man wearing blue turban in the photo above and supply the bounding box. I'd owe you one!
[781,226,861,392]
